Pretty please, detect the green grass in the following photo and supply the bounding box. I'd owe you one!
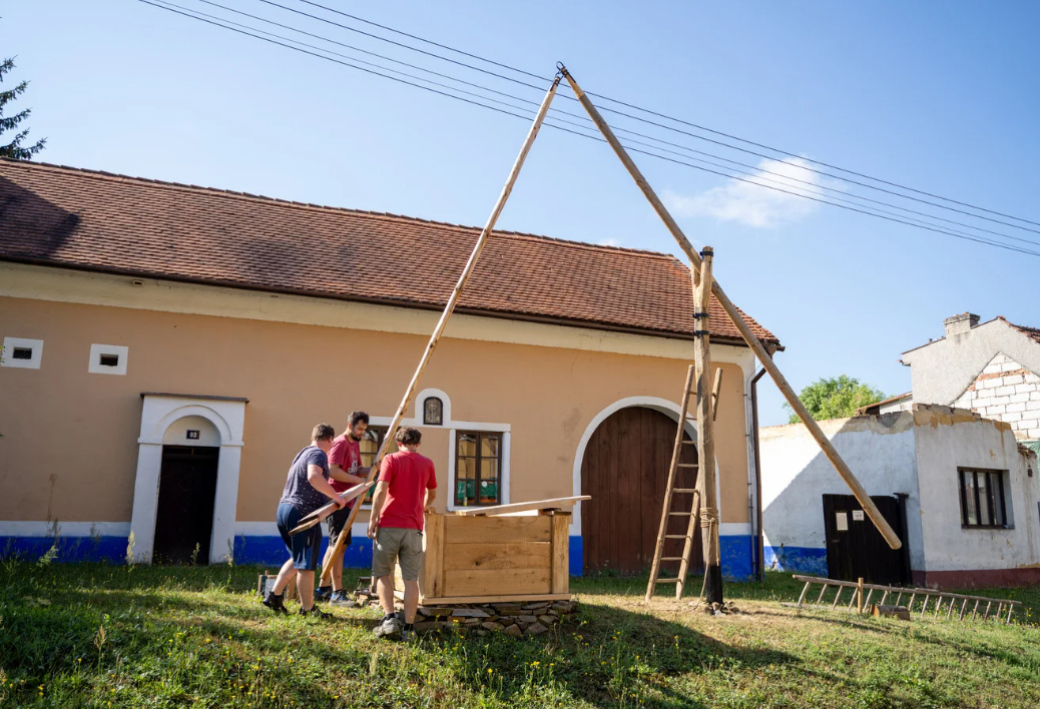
[2,557,1040,708]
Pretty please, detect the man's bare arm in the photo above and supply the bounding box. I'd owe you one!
[424,486,437,513]
[307,464,345,507]
[368,481,390,538]
[329,464,367,485]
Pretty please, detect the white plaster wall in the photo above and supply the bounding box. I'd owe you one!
[760,413,923,567]
[912,408,1040,572]
[903,319,1040,408]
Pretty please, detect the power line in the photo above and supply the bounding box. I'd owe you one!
[135,0,1040,258]
[163,0,1040,249]
[280,0,1040,232]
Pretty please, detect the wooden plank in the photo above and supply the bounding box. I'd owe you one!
[618,408,640,574]
[417,592,571,606]
[443,542,550,571]
[452,496,591,517]
[445,515,551,545]
[442,568,550,597]
[551,513,569,594]
[423,513,445,599]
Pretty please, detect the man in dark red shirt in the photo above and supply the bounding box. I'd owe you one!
[316,411,370,605]
[368,426,437,641]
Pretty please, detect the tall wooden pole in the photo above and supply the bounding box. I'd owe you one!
[558,65,901,551]
[305,75,562,582]
[694,247,722,603]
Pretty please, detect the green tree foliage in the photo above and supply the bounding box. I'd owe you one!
[0,56,46,160]
[786,375,885,423]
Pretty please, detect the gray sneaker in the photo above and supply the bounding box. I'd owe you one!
[373,614,401,638]
[400,627,417,643]
[329,591,355,607]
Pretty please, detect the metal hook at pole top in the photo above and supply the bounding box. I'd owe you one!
[555,61,568,78]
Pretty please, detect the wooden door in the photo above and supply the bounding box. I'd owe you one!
[153,445,220,565]
[823,494,909,585]
[581,407,701,575]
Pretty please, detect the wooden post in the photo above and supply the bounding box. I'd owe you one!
[558,66,902,552]
[694,248,722,605]
[857,577,865,614]
[313,75,562,583]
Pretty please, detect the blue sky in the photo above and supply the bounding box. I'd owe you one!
[5,1,1038,425]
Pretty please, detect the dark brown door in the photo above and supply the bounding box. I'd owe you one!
[823,494,910,585]
[581,407,701,575]
[153,445,219,565]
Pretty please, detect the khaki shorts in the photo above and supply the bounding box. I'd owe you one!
[372,527,424,581]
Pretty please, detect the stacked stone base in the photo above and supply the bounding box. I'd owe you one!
[352,590,578,635]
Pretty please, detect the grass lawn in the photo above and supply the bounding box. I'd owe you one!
[2,557,1040,708]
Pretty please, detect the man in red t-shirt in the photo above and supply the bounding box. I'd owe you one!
[316,411,371,605]
[368,426,437,641]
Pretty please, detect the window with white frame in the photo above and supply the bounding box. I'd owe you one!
[1,337,44,370]
[454,430,503,507]
[358,425,398,507]
[88,344,129,375]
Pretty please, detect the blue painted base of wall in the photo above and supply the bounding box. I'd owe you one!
[764,545,827,576]
[720,535,756,581]
[1,534,589,578]
[1,536,128,563]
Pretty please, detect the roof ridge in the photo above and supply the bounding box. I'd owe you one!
[0,158,674,261]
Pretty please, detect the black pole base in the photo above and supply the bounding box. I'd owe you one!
[703,563,724,605]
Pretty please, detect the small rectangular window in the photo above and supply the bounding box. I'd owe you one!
[959,468,1009,529]
[99,353,119,367]
[12,347,33,360]
[455,431,502,507]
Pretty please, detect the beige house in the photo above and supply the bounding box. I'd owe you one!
[0,159,779,578]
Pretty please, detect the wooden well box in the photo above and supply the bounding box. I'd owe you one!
[395,511,571,605]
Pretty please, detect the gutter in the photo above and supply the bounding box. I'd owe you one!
[751,366,767,581]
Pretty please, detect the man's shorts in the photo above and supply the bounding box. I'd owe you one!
[276,502,322,571]
[372,527,424,581]
[326,504,353,549]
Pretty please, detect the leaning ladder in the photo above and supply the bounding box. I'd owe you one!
[645,364,701,600]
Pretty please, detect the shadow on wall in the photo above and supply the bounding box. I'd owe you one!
[761,414,916,576]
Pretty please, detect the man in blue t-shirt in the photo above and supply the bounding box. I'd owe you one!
[262,423,345,618]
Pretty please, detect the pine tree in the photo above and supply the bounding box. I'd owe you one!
[0,56,46,160]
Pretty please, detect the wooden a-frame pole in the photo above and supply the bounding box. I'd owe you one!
[693,247,723,603]
[558,65,902,551]
[293,75,563,583]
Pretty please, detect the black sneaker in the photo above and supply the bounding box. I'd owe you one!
[262,592,288,615]
[300,606,334,620]
[314,585,333,603]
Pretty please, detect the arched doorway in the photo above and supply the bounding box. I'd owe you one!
[153,416,221,564]
[580,407,702,575]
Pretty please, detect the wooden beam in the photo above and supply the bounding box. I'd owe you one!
[417,592,571,606]
[693,248,722,603]
[309,76,562,583]
[558,66,902,552]
[453,495,590,517]
[711,368,724,422]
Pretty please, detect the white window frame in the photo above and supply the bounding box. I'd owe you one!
[360,388,511,511]
[1,337,44,370]
[88,344,129,375]
[447,425,511,512]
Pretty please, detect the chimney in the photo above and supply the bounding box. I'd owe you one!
[944,312,980,337]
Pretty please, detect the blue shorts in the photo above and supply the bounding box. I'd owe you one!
[277,503,322,571]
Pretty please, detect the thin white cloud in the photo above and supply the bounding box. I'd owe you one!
[598,237,621,247]
[663,157,842,228]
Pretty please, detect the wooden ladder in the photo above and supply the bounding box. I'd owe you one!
[645,364,701,600]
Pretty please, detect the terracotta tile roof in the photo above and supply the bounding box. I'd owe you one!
[0,159,778,346]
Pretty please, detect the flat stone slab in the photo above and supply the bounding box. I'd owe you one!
[502,624,523,637]
[452,608,491,618]
[524,622,549,635]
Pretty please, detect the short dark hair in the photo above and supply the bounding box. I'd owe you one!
[395,427,421,446]
[348,411,370,428]
[312,423,335,441]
